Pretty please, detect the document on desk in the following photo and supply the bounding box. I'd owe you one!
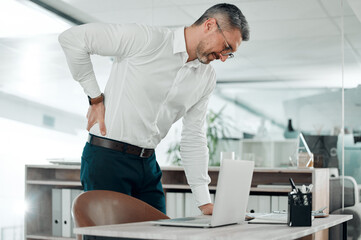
[247,213,287,224]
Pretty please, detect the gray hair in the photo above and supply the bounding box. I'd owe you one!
[193,3,250,41]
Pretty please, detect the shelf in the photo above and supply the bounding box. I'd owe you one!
[254,168,313,173]
[161,166,221,172]
[26,164,80,170]
[163,185,291,193]
[26,234,75,240]
[251,187,291,193]
[240,139,298,143]
[162,184,217,190]
[26,180,82,186]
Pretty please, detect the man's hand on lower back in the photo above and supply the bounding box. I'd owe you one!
[199,203,214,215]
[86,102,107,136]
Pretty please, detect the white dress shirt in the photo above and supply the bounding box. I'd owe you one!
[58,23,216,206]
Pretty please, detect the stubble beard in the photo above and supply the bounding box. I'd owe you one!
[196,40,212,64]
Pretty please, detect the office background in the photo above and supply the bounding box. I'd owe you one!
[0,0,360,239]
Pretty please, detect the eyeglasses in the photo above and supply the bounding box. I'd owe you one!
[216,22,234,59]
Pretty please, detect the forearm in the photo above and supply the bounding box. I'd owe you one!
[180,84,215,207]
[180,131,211,207]
[181,154,211,206]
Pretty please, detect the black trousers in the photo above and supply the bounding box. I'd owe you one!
[80,142,166,214]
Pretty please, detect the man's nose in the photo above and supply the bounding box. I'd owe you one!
[218,53,228,62]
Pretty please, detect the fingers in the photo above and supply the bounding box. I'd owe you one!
[86,120,94,132]
[99,120,107,136]
[86,107,92,131]
[86,104,106,135]
[201,207,212,215]
[199,203,214,215]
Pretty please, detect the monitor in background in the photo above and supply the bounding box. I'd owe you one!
[302,135,339,168]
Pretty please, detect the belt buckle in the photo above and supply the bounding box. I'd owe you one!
[140,148,146,158]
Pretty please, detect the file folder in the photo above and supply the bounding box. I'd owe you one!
[185,192,201,217]
[247,195,258,213]
[166,192,176,218]
[52,189,62,236]
[62,189,71,237]
[259,196,271,213]
[279,196,288,212]
[175,193,185,218]
[271,196,279,212]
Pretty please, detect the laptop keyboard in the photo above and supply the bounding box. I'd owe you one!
[167,217,197,222]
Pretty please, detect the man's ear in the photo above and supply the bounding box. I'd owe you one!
[203,18,217,33]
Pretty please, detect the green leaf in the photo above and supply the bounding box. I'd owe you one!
[167,104,237,166]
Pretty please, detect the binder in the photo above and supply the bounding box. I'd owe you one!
[166,192,176,218]
[175,193,185,218]
[184,193,201,217]
[52,189,62,236]
[70,189,83,237]
[271,196,279,212]
[247,195,258,213]
[258,196,271,213]
[62,189,71,237]
[210,193,215,205]
[279,196,288,212]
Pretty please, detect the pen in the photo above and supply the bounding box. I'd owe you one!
[301,185,306,193]
[289,178,299,193]
[307,184,313,193]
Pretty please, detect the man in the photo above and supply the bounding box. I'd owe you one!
[59,3,249,215]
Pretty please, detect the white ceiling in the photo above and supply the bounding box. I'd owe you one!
[0,0,360,115]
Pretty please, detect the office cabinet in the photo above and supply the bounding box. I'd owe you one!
[25,165,328,240]
[25,165,82,240]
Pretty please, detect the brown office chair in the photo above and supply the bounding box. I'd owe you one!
[72,190,169,240]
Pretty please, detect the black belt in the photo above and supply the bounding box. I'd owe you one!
[87,134,154,158]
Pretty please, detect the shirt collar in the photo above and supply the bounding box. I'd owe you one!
[173,27,201,68]
[173,27,187,55]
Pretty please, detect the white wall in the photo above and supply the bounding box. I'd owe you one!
[0,117,87,232]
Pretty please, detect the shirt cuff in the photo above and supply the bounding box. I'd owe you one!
[79,78,102,98]
[191,184,211,207]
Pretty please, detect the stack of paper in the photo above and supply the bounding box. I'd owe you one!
[247,213,287,224]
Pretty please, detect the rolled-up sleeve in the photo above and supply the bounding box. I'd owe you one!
[58,23,150,98]
[180,70,216,207]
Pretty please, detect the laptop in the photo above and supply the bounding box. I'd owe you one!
[151,159,254,228]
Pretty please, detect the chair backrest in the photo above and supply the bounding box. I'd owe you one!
[329,176,359,212]
[72,190,169,239]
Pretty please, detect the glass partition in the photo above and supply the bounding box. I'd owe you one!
[205,0,344,170]
[343,0,361,187]
[208,86,343,168]
[342,7,361,240]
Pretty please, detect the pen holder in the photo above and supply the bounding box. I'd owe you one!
[287,192,312,227]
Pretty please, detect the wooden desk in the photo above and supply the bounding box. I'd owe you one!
[161,167,329,240]
[75,215,352,240]
[25,165,329,240]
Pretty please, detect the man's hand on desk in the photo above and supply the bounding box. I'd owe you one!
[199,203,213,215]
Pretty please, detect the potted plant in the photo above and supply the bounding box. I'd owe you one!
[167,106,233,166]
